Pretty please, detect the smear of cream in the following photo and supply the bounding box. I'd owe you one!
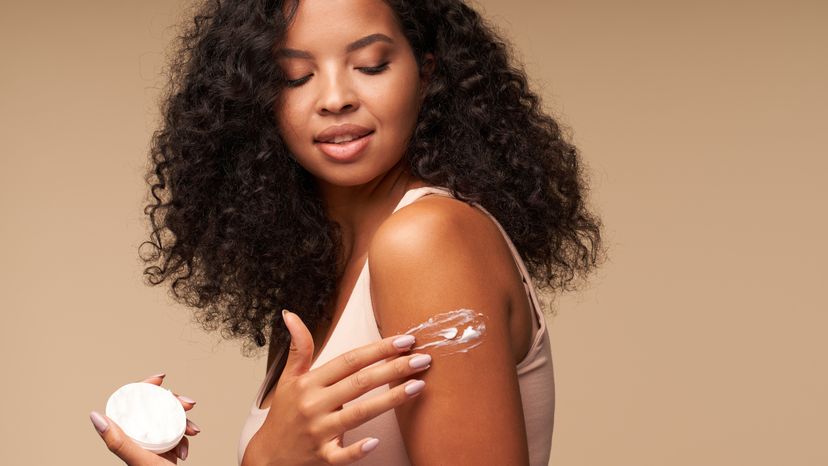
[402,308,488,356]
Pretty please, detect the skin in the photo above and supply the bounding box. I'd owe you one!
[272,0,536,464]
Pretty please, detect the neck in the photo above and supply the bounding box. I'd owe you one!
[315,160,428,266]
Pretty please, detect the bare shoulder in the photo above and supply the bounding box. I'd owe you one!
[368,193,528,336]
[371,194,516,277]
[369,194,517,323]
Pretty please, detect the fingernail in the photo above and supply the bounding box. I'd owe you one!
[282,309,290,319]
[187,419,201,433]
[409,354,431,369]
[178,394,196,405]
[89,411,110,434]
[179,442,189,460]
[361,437,380,453]
[393,335,415,349]
[404,379,426,396]
[149,372,166,379]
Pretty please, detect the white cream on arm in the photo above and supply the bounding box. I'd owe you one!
[401,308,488,356]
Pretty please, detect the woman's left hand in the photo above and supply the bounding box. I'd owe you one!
[89,373,200,464]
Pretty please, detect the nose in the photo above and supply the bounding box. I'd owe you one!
[316,69,359,115]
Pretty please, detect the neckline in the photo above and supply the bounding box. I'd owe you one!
[255,185,447,411]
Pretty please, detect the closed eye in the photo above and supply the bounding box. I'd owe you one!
[282,62,391,88]
[284,75,312,87]
[358,62,390,75]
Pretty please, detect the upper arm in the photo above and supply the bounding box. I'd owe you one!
[368,197,530,465]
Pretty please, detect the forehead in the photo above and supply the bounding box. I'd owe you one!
[282,0,401,46]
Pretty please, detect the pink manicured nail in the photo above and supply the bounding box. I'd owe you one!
[393,335,415,348]
[361,437,380,453]
[187,419,201,433]
[179,442,189,460]
[89,411,109,434]
[178,395,196,404]
[409,354,431,369]
[404,379,426,396]
[149,372,166,379]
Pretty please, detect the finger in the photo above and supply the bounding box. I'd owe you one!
[319,353,431,411]
[176,436,190,461]
[185,418,201,436]
[90,411,162,465]
[310,334,416,387]
[172,392,197,412]
[159,446,178,464]
[317,379,425,439]
[281,309,315,379]
[141,373,167,385]
[380,338,414,365]
[158,434,188,463]
[319,435,380,465]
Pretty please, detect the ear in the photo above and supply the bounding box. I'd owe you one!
[418,52,436,100]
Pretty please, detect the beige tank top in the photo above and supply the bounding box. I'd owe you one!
[237,186,555,465]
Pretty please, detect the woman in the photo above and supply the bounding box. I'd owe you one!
[89,0,604,464]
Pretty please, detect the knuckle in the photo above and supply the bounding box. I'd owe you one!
[351,445,366,462]
[384,339,399,356]
[395,384,410,403]
[341,404,367,431]
[307,422,324,440]
[294,375,311,392]
[395,359,409,376]
[335,410,351,433]
[297,398,315,417]
[312,447,329,464]
[350,371,370,390]
[342,349,359,370]
[104,434,123,453]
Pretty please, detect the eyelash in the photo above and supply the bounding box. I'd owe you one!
[284,62,390,88]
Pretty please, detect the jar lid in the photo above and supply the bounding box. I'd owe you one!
[105,382,187,454]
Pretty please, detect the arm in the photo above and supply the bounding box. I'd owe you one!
[369,197,530,466]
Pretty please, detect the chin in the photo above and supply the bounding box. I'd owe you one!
[317,156,404,186]
[314,168,384,188]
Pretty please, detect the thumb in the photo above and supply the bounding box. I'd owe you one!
[281,309,315,378]
[90,411,160,465]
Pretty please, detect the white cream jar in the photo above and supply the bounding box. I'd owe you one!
[105,382,187,454]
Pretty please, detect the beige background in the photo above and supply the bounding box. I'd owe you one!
[1,1,825,464]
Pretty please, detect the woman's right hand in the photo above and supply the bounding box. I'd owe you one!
[241,309,432,466]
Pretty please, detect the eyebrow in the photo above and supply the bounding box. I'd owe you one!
[275,33,394,59]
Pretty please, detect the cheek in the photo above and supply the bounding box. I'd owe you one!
[274,97,305,143]
[371,74,422,124]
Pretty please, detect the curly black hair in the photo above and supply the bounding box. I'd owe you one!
[141,0,605,358]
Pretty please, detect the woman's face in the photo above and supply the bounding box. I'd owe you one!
[274,0,428,189]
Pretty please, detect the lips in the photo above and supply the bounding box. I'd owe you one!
[314,124,374,144]
[315,131,374,162]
